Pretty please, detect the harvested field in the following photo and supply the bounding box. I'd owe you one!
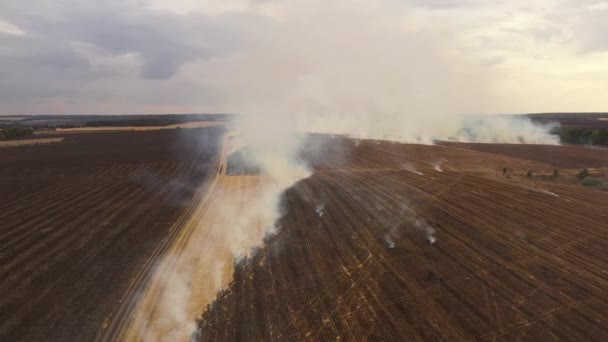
[197,136,608,341]
[4,130,608,341]
[116,131,277,342]
[121,173,270,341]
[0,137,63,148]
[0,127,223,342]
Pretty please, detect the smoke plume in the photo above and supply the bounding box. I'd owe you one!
[213,0,559,145]
[137,1,562,340]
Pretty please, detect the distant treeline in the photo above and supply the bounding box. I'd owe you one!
[86,119,190,127]
[527,112,608,119]
[0,113,234,128]
[555,127,608,146]
[85,114,231,127]
[0,127,34,140]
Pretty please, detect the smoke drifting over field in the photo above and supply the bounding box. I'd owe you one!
[215,0,561,268]
[130,125,313,341]
[147,1,562,339]
[180,0,558,334]
[217,0,560,263]
[455,116,559,145]
[205,4,561,270]
[217,1,559,145]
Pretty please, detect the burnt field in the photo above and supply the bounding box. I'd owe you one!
[198,136,608,340]
[0,127,223,341]
[3,129,608,341]
[446,142,608,169]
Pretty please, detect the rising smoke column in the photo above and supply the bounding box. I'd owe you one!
[213,1,559,145]
[142,1,562,340]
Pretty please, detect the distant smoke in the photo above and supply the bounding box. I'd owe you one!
[455,116,559,145]
[432,160,444,172]
[517,183,560,198]
[401,162,424,175]
[384,234,395,249]
[300,113,560,145]
[213,1,559,146]
[315,202,325,217]
[415,218,437,245]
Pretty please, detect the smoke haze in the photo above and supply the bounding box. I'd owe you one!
[130,1,563,339]
[213,0,559,145]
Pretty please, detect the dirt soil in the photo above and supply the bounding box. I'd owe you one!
[197,135,608,341]
[0,127,223,342]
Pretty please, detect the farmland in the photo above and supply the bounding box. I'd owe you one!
[2,129,608,341]
[0,127,223,341]
[444,142,608,169]
[50,121,226,134]
[196,136,608,341]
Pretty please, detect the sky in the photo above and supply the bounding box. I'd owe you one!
[0,0,606,115]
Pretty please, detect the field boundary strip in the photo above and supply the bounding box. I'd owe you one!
[94,134,225,342]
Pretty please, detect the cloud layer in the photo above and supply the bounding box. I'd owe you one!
[0,0,607,115]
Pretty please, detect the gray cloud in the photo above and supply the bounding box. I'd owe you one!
[0,34,87,72]
[0,0,273,113]
[0,0,606,115]
[0,1,248,80]
[543,0,608,53]
[400,0,477,7]
[141,55,180,80]
[573,9,608,52]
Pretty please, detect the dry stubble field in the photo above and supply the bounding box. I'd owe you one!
[2,129,608,341]
[197,136,608,341]
[0,127,223,341]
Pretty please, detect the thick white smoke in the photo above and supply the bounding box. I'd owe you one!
[127,123,312,341]
[213,0,559,145]
[455,116,559,144]
[136,1,561,340]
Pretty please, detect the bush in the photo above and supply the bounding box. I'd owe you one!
[590,128,608,145]
[0,127,34,140]
[578,168,589,179]
[558,127,608,146]
[526,170,533,178]
[582,176,602,187]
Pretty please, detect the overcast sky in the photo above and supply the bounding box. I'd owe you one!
[0,0,606,115]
